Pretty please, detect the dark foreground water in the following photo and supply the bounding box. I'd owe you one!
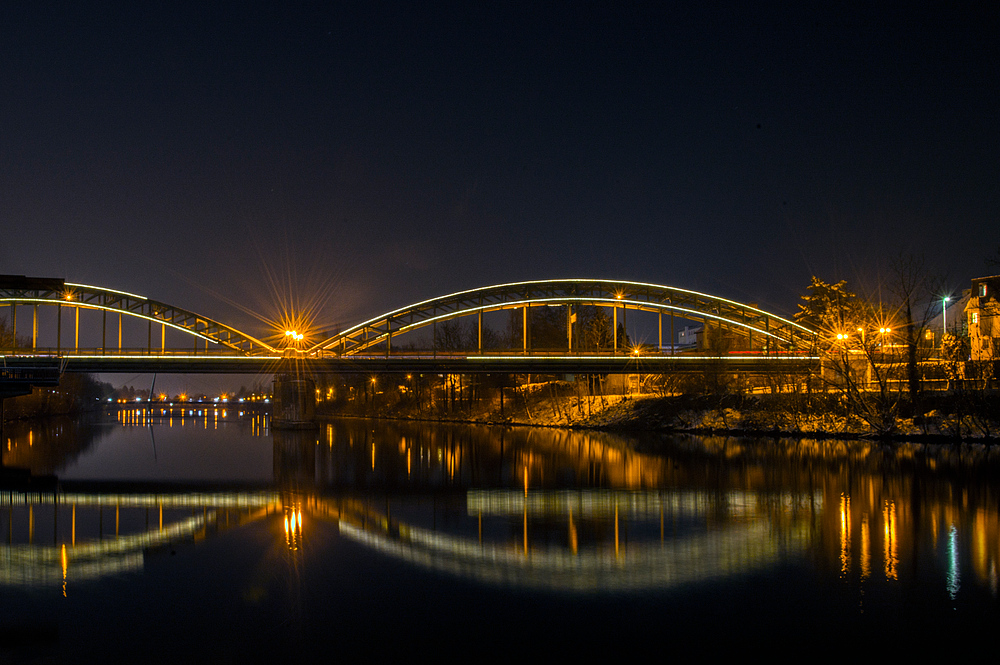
[2,407,999,662]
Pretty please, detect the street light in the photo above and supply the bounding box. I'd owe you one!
[878,327,891,348]
[942,296,951,338]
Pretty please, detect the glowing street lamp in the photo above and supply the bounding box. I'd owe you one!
[942,296,951,337]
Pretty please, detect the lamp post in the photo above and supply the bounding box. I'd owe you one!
[942,296,951,342]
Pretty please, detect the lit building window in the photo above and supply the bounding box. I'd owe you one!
[972,312,979,324]
[979,283,987,297]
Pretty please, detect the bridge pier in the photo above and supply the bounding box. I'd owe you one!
[272,375,317,429]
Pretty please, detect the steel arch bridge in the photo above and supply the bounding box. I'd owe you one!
[0,275,275,355]
[311,278,817,357]
[1,276,818,374]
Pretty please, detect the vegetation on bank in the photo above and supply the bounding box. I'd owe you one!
[314,373,1000,442]
[576,392,1000,441]
[2,374,114,422]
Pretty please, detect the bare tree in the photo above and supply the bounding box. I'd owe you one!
[887,253,942,403]
[434,319,469,351]
[0,315,13,349]
[581,307,613,350]
[797,275,909,434]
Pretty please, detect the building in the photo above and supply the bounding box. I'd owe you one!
[676,325,702,350]
[966,275,1000,363]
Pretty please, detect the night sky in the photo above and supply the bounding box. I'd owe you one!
[3,3,998,349]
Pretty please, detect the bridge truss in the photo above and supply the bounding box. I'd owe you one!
[0,276,275,356]
[1,276,819,375]
[311,279,818,357]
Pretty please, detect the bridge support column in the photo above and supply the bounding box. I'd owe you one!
[272,375,317,429]
[613,306,617,353]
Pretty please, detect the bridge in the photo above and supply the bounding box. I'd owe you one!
[1,275,818,378]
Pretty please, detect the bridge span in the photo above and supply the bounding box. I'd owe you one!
[2,275,819,377]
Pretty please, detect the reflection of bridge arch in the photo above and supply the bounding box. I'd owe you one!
[0,277,274,355]
[335,489,817,592]
[0,491,280,589]
[311,279,816,356]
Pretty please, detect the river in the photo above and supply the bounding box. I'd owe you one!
[1,406,998,661]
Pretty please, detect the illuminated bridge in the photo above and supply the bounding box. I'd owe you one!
[1,275,818,376]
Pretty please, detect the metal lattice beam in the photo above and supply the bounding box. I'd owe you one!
[310,278,817,356]
[0,277,275,355]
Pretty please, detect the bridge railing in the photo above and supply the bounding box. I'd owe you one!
[0,346,279,358]
[312,347,815,358]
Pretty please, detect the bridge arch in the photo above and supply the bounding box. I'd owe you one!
[311,279,817,356]
[0,277,275,355]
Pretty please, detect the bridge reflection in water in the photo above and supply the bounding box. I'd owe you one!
[0,486,816,594]
[340,489,816,592]
[0,491,280,590]
[3,413,1000,614]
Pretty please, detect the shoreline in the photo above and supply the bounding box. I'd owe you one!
[316,391,1000,445]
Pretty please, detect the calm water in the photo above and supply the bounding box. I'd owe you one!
[2,407,999,661]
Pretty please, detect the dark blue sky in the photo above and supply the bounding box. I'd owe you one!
[3,2,998,340]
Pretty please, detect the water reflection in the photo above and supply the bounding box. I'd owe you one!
[0,491,279,591]
[1,411,999,621]
[338,489,817,591]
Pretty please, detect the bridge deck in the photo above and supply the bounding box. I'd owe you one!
[2,353,819,374]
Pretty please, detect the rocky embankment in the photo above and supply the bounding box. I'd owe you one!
[320,382,1000,442]
[554,393,1000,442]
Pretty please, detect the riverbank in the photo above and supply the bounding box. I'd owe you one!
[1,374,112,424]
[317,382,1000,443]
